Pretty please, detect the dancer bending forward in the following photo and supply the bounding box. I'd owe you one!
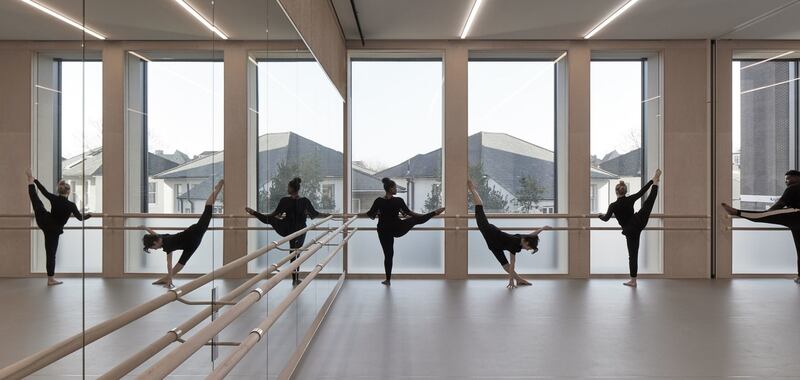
[142,179,224,288]
[26,169,91,286]
[468,179,547,288]
[359,178,445,286]
[245,177,330,285]
[598,169,661,287]
[722,169,800,284]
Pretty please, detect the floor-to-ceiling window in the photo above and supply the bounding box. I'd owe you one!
[124,51,224,273]
[732,51,799,274]
[467,52,568,274]
[349,54,444,274]
[32,54,103,274]
[590,54,663,275]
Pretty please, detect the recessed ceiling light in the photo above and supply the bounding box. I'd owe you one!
[460,0,484,39]
[173,0,229,40]
[584,0,640,39]
[20,0,106,40]
[128,51,151,62]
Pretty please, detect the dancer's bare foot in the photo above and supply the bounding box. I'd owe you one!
[25,169,34,184]
[652,169,662,185]
[434,207,446,215]
[721,203,738,216]
[152,278,166,285]
[47,278,63,286]
[467,179,476,192]
[381,280,391,286]
[517,279,532,286]
[244,207,256,215]
[214,179,225,192]
[623,279,637,287]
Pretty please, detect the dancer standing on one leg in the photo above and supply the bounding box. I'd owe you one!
[142,179,224,288]
[26,169,92,286]
[468,179,548,288]
[598,169,662,288]
[358,178,445,286]
[245,177,331,285]
[722,169,800,284]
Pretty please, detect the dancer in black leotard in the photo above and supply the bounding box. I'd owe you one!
[468,179,548,288]
[358,178,445,285]
[26,169,92,286]
[598,169,661,287]
[142,179,224,288]
[722,169,800,285]
[245,177,331,285]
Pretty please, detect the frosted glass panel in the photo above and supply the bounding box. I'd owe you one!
[31,218,103,273]
[590,218,662,274]
[468,218,567,274]
[347,218,444,274]
[733,219,797,274]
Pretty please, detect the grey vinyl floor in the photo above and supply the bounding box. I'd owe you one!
[294,279,800,380]
[1,278,799,379]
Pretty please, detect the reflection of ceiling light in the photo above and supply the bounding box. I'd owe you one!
[584,0,640,39]
[248,56,258,66]
[173,0,229,40]
[741,77,800,95]
[740,51,795,70]
[128,51,151,62]
[20,0,106,40]
[460,0,484,39]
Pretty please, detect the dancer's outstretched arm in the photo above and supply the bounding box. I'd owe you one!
[768,187,791,211]
[502,256,529,288]
[598,204,614,222]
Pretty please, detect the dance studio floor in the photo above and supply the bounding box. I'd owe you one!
[1,278,799,379]
[296,279,800,379]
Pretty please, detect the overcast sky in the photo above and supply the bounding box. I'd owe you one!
[60,57,650,168]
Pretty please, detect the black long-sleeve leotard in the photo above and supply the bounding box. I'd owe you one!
[32,180,90,234]
[252,197,322,237]
[159,205,213,265]
[366,197,433,237]
[599,180,654,234]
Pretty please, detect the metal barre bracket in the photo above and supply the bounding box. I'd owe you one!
[176,298,237,306]
[251,328,265,342]
[168,288,183,297]
[250,288,265,301]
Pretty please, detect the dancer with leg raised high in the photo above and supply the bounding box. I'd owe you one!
[359,178,445,286]
[722,169,800,284]
[598,169,661,287]
[468,179,548,288]
[245,177,330,285]
[142,179,224,288]
[26,169,92,286]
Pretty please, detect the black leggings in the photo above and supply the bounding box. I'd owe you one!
[737,208,800,276]
[377,212,436,281]
[475,205,510,266]
[623,185,659,278]
[29,185,61,277]
[251,211,307,282]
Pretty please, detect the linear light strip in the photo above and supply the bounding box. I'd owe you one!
[554,52,568,64]
[20,0,106,40]
[740,51,796,70]
[740,77,800,95]
[642,95,661,103]
[173,0,229,40]
[128,51,151,62]
[584,0,640,39]
[460,0,484,39]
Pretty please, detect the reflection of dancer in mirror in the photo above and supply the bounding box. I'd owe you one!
[246,177,330,285]
[722,169,800,285]
[358,178,445,286]
[26,169,92,286]
[598,169,661,288]
[142,179,224,288]
[468,179,547,288]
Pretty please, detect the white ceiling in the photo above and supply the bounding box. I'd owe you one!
[2,0,800,41]
[0,0,300,40]
[333,0,800,40]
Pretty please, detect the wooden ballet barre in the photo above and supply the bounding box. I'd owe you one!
[98,231,337,380]
[138,219,356,379]
[434,213,710,219]
[207,230,357,380]
[727,227,793,231]
[0,215,339,380]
